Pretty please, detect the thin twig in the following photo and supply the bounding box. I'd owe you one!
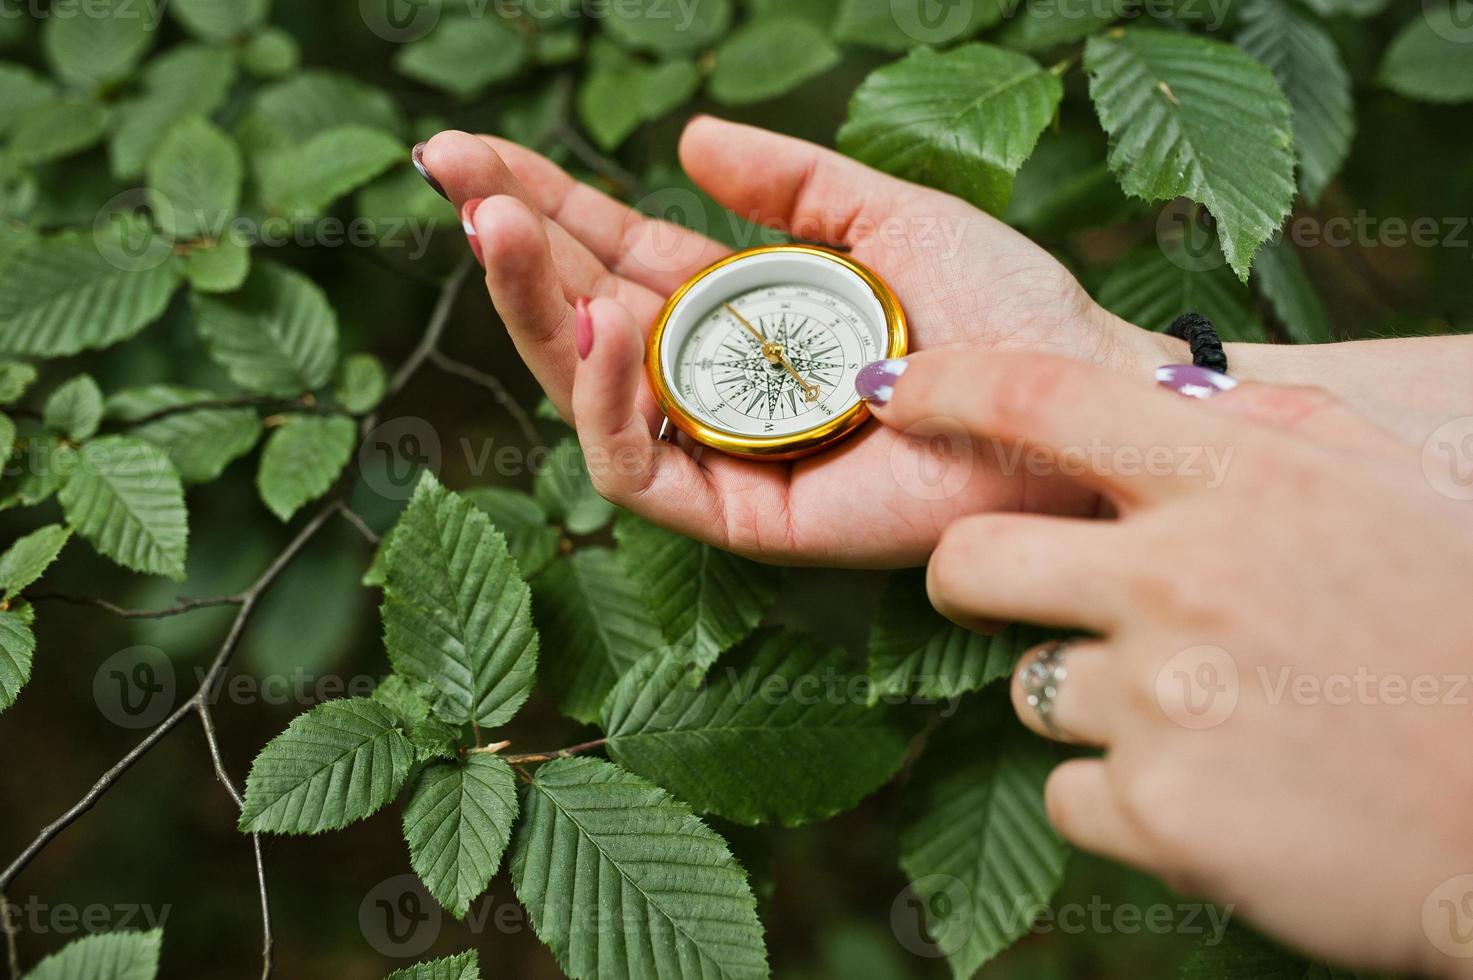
[336,502,381,546]
[1,890,19,980]
[27,593,246,620]
[427,350,540,445]
[554,121,644,198]
[475,737,608,765]
[384,256,475,404]
[109,395,301,430]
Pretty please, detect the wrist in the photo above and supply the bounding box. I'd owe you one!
[1091,307,1190,375]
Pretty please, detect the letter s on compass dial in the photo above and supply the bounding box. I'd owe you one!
[646,245,908,460]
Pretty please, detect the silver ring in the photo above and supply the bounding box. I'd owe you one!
[1020,639,1074,739]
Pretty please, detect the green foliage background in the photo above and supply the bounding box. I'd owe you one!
[1,0,1470,978]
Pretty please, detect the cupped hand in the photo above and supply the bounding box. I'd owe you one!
[419,118,1174,566]
[865,350,1473,977]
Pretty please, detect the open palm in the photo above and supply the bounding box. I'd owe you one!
[423,118,1167,566]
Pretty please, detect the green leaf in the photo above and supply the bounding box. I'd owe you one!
[42,0,154,90]
[0,413,13,470]
[385,951,481,980]
[614,513,781,672]
[240,696,414,834]
[23,929,162,980]
[184,234,252,294]
[0,437,70,512]
[867,570,1026,704]
[1253,236,1331,345]
[509,757,769,980]
[577,45,700,151]
[534,438,614,535]
[394,14,529,100]
[0,225,181,358]
[0,525,70,602]
[1181,923,1370,978]
[996,0,1128,51]
[6,96,109,167]
[382,474,539,727]
[147,116,242,241]
[403,754,519,918]
[900,708,1068,979]
[0,63,55,135]
[1097,245,1265,342]
[533,548,665,723]
[459,487,559,577]
[110,45,238,179]
[43,374,104,441]
[710,17,839,105]
[192,261,339,396]
[1299,0,1389,16]
[1237,0,1354,204]
[106,385,262,483]
[0,607,36,713]
[604,630,911,826]
[244,71,407,147]
[257,414,356,521]
[1084,27,1296,280]
[834,0,1005,51]
[335,353,387,414]
[0,361,37,403]
[603,0,731,54]
[838,44,1063,217]
[241,27,300,78]
[59,436,189,581]
[170,0,270,41]
[257,125,403,218]
[1378,2,1473,104]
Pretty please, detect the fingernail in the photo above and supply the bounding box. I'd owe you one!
[461,198,484,265]
[1155,364,1238,399]
[576,298,593,360]
[412,142,448,200]
[856,358,907,406]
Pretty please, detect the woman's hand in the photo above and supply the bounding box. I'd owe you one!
[418,118,1174,565]
[863,350,1473,977]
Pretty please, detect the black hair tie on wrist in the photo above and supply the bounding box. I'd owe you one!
[1166,312,1228,374]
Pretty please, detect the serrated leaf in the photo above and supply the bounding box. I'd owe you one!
[394,14,529,100]
[385,950,481,980]
[382,474,539,728]
[1252,236,1331,345]
[614,513,779,672]
[0,413,13,470]
[605,630,910,826]
[0,437,70,512]
[24,928,162,980]
[110,45,238,179]
[42,0,154,90]
[0,361,37,403]
[838,44,1063,217]
[240,696,413,834]
[170,0,270,41]
[534,438,614,535]
[834,0,1005,51]
[1097,245,1265,342]
[996,0,1127,51]
[258,125,403,218]
[1237,0,1353,204]
[192,261,339,396]
[0,225,180,358]
[148,116,242,241]
[184,234,252,294]
[603,0,731,54]
[1085,27,1296,280]
[458,487,559,577]
[43,374,104,440]
[257,414,356,521]
[1378,2,1473,104]
[900,708,1068,980]
[1300,0,1389,16]
[245,71,407,147]
[0,607,36,713]
[6,96,109,167]
[1181,923,1371,979]
[0,63,55,134]
[59,436,189,581]
[403,754,519,918]
[867,570,1027,704]
[577,44,700,151]
[336,353,387,414]
[107,385,262,483]
[509,757,769,980]
[534,548,665,723]
[0,525,72,601]
[710,17,839,105]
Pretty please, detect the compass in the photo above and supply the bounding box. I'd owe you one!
[646,244,908,460]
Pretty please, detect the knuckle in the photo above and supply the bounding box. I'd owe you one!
[978,354,1081,438]
[926,519,987,601]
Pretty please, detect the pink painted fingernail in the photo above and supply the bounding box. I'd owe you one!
[576,298,593,360]
[461,198,484,265]
[1155,364,1237,399]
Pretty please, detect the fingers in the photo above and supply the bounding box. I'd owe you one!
[927,514,1130,632]
[1208,382,1407,456]
[481,136,730,295]
[678,115,925,247]
[1011,639,1118,746]
[1043,760,1160,872]
[862,351,1250,506]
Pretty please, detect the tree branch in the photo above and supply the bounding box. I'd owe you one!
[427,350,540,445]
[336,502,381,547]
[27,593,246,620]
[1,890,19,980]
[472,737,608,765]
[384,256,475,405]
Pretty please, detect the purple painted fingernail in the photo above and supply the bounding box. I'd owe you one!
[1155,364,1237,399]
[412,141,448,201]
[856,359,908,406]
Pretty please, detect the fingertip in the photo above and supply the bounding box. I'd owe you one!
[474,195,547,273]
[584,297,643,363]
[855,357,911,411]
[422,130,516,203]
